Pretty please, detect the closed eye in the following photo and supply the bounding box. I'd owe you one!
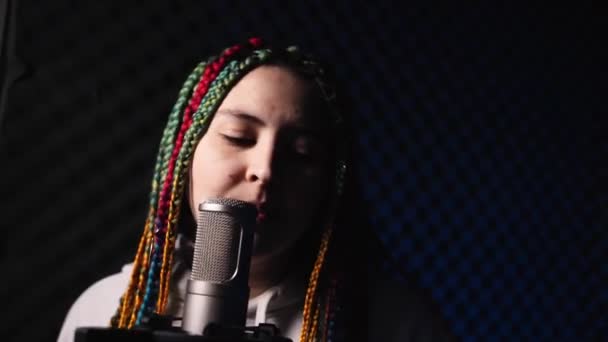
[291,138,325,163]
[221,134,256,147]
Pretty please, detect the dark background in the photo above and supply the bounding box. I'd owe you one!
[0,1,605,341]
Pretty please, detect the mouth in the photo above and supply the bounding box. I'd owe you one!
[255,202,280,226]
[256,211,266,224]
[255,203,268,224]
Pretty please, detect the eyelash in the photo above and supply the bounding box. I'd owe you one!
[222,134,255,147]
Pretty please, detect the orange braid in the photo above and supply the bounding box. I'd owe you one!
[300,226,332,341]
[309,303,321,342]
[117,219,149,327]
[158,178,181,312]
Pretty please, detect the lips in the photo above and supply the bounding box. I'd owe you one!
[256,203,268,224]
[255,202,279,225]
[256,211,267,224]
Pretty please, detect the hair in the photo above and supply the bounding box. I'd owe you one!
[110,38,367,341]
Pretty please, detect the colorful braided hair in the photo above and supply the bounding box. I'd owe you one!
[110,38,349,341]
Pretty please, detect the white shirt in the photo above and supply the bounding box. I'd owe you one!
[57,262,306,341]
[58,263,455,342]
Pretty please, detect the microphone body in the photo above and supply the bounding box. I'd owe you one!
[181,199,257,335]
[75,198,293,340]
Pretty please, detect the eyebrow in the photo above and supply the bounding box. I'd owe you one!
[216,109,266,126]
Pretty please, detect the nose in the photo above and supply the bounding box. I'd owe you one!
[245,140,275,185]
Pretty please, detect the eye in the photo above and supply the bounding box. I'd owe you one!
[292,138,323,162]
[294,145,312,158]
[221,134,255,147]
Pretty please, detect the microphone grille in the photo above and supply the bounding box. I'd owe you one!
[191,198,256,282]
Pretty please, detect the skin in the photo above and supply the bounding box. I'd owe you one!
[188,65,332,297]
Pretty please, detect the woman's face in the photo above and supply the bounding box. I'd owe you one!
[189,65,331,260]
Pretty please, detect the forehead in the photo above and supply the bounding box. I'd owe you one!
[215,65,327,126]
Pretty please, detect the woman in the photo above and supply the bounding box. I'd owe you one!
[58,38,455,341]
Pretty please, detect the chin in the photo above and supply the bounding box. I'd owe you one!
[250,235,296,264]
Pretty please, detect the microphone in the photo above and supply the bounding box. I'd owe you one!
[181,198,257,335]
[75,198,291,341]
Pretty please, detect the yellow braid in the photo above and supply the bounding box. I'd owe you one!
[309,303,321,342]
[300,226,332,341]
[117,218,149,327]
[159,238,176,311]
[157,217,172,311]
[157,174,183,311]
[128,228,153,327]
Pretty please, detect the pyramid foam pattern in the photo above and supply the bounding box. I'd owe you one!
[0,2,605,341]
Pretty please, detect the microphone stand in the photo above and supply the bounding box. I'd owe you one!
[75,314,292,342]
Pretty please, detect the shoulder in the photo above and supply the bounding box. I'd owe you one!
[57,264,133,342]
[368,268,458,342]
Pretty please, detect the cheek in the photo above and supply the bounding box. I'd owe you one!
[282,166,330,213]
[190,141,242,207]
